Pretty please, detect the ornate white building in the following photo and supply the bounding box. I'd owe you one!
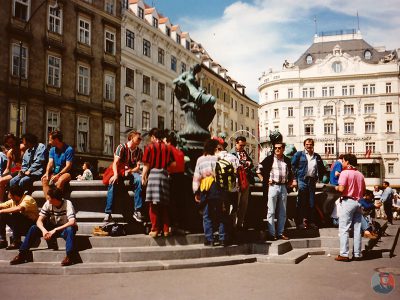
[258,30,400,186]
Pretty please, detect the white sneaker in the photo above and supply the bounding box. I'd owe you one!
[103,214,113,223]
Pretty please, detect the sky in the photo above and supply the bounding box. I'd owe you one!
[152,0,400,100]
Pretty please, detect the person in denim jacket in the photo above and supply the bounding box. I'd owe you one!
[291,138,325,229]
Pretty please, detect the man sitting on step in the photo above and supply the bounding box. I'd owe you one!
[10,187,77,266]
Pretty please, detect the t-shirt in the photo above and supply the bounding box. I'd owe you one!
[167,146,185,174]
[115,143,143,169]
[338,169,366,200]
[39,199,76,226]
[0,195,39,221]
[330,160,342,186]
[142,142,174,170]
[49,144,74,174]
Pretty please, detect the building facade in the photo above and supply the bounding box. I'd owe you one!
[258,30,400,186]
[0,0,122,169]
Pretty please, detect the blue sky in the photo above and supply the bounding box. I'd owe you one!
[151,0,400,100]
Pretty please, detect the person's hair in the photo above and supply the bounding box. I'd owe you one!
[364,189,374,198]
[127,130,140,141]
[148,128,164,140]
[84,161,91,169]
[9,185,24,197]
[343,153,357,166]
[49,130,63,142]
[338,154,345,160]
[0,145,6,153]
[3,133,17,147]
[166,132,178,147]
[47,187,63,201]
[303,138,314,146]
[236,136,246,143]
[22,133,38,145]
[383,181,390,186]
[273,142,286,148]
[203,139,219,155]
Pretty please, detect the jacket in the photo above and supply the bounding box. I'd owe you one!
[291,150,325,182]
[21,143,47,176]
[259,154,294,186]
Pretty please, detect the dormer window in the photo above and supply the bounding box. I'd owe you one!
[306,54,313,64]
[332,61,342,73]
[166,27,171,37]
[176,34,181,44]
[138,7,144,19]
[364,50,372,60]
[152,17,158,28]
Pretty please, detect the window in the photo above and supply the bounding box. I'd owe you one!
[344,105,354,115]
[364,104,374,114]
[47,55,61,87]
[138,7,144,19]
[364,50,372,60]
[288,88,293,99]
[324,123,334,135]
[288,124,294,136]
[388,163,394,174]
[185,40,190,50]
[387,141,394,153]
[365,142,375,153]
[322,87,327,97]
[274,109,279,118]
[9,103,26,136]
[157,116,164,130]
[77,116,89,152]
[240,104,244,114]
[235,100,237,111]
[265,110,268,119]
[302,88,308,98]
[11,43,27,78]
[304,106,313,116]
[386,83,392,93]
[345,143,354,153]
[13,0,29,21]
[365,121,375,133]
[142,75,150,95]
[125,105,134,128]
[324,105,334,116]
[304,124,314,135]
[246,107,249,117]
[104,121,114,155]
[251,109,254,119]
[306,54,312,64]
[362,84,368,95]
[152,17,158,28]
[325,143,334,155]
[181,62,186,73]
[158,82,165,100]
[349,85,355,96]
[329,86,334,97]
[288,107,293,117]
[77,65,90,95]
[143,39,151,57]
[387,121,393,132]
[309,88,315,98]
[386,102,392,113]
[104,74,115,101]
[46,110,60,144]
[370,84,375,94]
[230,120,234,131]
[78,18,90,45]
[121,0,128,9]
[171,55,177,71]
[142,111,150,130]
[274,90,278,100]
[105,30,115,54]
[48,4,62,34]
[176,34,181,44]
[126,29,135,49]
[342,86,348,96]
[126,68,134,89]
[166,27,171,37]
[158,48,165,65]
[105,0,115,14]
[344,122,354,134]
[332,61,342,73]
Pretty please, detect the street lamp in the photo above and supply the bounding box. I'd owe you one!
[327,99,346,159]
[16,0,59,139]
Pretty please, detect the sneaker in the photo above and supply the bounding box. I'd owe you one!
[133,210,144,223]
[103,214,113,223]
[334,255,350,262]
[149,230,159,238]
[0,240,8,249]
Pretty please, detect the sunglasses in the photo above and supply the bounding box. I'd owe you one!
[274,146,283,150]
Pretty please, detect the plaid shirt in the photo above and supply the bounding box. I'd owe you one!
[269,155,289,184]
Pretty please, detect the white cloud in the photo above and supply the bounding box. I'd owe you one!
[178,0,400,100]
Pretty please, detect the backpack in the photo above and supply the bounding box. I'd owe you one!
[215,159,236,192]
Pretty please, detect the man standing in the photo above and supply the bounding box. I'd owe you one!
[330,154,344,186]
[41,130,73,197]
[230,136,254,230]
[291,138,325,229]
[104,130,143,223]
[381,181,394,225]
[10,187,77,266]
[335,154,365,261]
[0,185,38,249]
[257,142,294,240]
[10,133,46,191]
[373,185,384,218]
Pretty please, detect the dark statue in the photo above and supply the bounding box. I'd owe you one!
[173,64,216,141]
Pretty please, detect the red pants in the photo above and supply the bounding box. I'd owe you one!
[149,203,170,233]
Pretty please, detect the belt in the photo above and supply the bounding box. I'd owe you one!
[270,181,287,185]
[340,196,357,201]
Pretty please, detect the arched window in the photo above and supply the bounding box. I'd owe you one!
[364,50,372,60]
[306,54,313,64]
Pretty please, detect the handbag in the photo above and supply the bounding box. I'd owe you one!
[237,166,249,191]
[102,143,129,185]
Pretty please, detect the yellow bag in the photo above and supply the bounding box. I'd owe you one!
[200,176,214,192]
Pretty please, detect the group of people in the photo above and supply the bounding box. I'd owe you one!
[0,130,80,266]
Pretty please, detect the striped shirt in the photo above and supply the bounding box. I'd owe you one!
[115,143,143,169]
[142,142,174,170]
[39,200,76,226]
[269,155,289,184]
[193,155,218,193]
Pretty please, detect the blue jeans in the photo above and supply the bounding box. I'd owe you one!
[339,199,362,257]
[105,173,143,214]
[10,174,40,191]
[361,215,371,232]
[267,184,288,236]
[20,224,76,256]
[296,177,317,225]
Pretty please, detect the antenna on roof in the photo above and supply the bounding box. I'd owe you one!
[356,11,360,31]
[314,16,318,36]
